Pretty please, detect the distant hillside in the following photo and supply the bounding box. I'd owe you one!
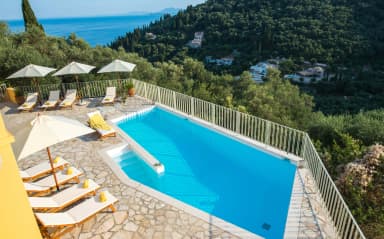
[157,8,180,15]
[123,8,180,16]
[110,0,384,72]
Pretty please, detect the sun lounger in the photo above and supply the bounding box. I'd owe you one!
[59,89,77,109]
[24,167,83,196]
[39,90,61,110]
[35,191,118,239]
[29,179,100,212]
[101,87,116,104]
[87,111,116,139]
[18,92,38,112]
[20,157,69,182]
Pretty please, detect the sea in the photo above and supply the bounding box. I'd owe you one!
[5,13,166,46]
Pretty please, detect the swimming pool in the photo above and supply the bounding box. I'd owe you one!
[116,107,296,239]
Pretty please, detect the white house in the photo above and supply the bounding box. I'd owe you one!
[194,32,204,40]
[145,32,157,40]
[284,66,325,84]
[205,56,234,66]
[216,57,234,66]
[250,62,278,83]
[188,39,202,48]
[187,32,204,48]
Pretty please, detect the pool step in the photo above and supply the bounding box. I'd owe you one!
[119,152,157,183]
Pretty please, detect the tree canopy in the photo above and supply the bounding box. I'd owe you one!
[109,0,384,116]
[110,0,384,70]
[22,0,44,32]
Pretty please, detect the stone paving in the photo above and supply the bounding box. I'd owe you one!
[1,97,338,239]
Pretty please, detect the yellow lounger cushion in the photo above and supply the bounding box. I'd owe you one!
[89,114,112,131]
[67,167,73,175]
[53,156,61,163]
[99,191,107,202]
[44,102,51,105]
[83,179,90,188]
[22,103,29,107]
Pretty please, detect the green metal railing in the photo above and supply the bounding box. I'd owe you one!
[9,78,365,239]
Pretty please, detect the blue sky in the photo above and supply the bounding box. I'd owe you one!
[0,0,205,20]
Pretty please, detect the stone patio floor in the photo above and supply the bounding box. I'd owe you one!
[1,97,338,239]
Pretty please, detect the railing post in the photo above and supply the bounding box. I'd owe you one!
[301,133,308,158]
[144,82,148,99]
[173,91,176,109]
[236,111,241,133]
[87,82,91,98]
[211,103,215,124]
[191,97,194,116]
[265,121,271,145]
[157,87,161,104]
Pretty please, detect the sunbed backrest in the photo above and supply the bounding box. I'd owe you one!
[106,87,116,96]
[49,90,60,101]
[26,92,38,103]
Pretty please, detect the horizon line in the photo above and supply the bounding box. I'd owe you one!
[1,7,181,21]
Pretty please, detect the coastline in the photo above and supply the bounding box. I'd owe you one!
[2,11,176,46]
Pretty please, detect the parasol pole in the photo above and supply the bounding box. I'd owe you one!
[75,75,80,102]
[46,147,60,191]
[117,72,122,97]
[75,75,85,105]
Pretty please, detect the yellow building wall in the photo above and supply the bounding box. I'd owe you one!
[0,114,42,239]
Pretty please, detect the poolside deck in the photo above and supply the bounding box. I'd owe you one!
[1,97,338,239]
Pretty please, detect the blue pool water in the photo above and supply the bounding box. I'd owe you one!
[116,107,296,239]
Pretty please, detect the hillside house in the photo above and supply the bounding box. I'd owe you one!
[145,32,157,40]
[250,62,278,83]
[205,56,234,66]
[284,66,325,84]
[187,32,204,48]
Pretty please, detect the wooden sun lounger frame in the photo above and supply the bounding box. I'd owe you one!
[101,87,116,105]
[21,159,69,182]
[26,170,83,197]
[87,111,117,140]
[59,89,77,109]
[30,180,100,213]
[36,195,118,239]
[39,90,61,111]
[18,92,38,112]
[98,130,117,140]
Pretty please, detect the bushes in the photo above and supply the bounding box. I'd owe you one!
[348,111,384,145]
[336,145,384,239]
[309,111,384,147]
